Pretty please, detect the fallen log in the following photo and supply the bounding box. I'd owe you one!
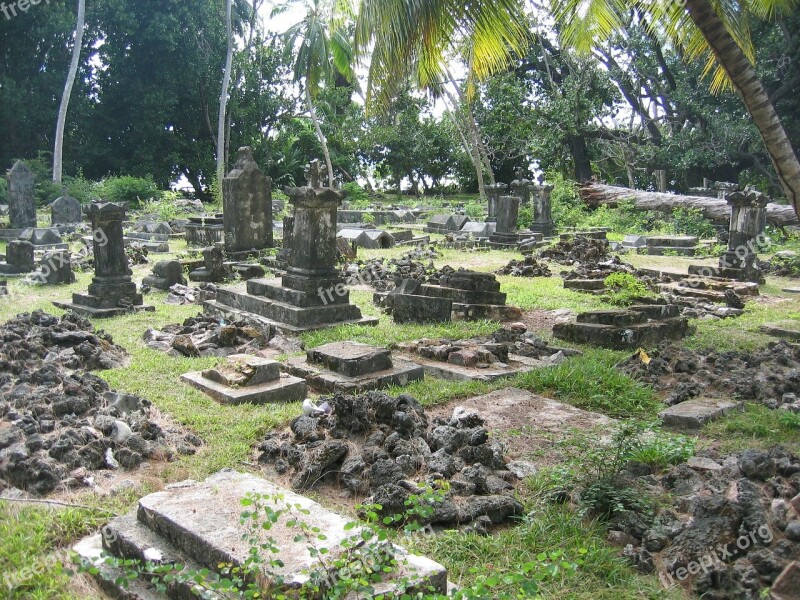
[580,182,799,227]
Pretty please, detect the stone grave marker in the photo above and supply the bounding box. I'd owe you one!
[144,260,186,290]
[7,160,36,229]
[0,239,35,274]
[50,192,82,225]
[223,146,273,252]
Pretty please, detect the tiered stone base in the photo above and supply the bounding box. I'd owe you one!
[553,305,690,350]
[488,231,541,248]
[54,276,153,317]
[644,235,699,256]
[286,341,423,392]
[206,276,378,334]
[660,275,759,303]
[74,470,448,599]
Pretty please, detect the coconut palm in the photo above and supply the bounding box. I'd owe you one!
[354,0,800,216]
[277,0,355,186]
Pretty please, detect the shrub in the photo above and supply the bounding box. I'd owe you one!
[97,175,161,206]
[140,191,183,222]
[465,201,484,218]
[603,272,654,306]
[362,212,376,225]
[0,178,6,204]
[671,207,716,239]
[517,205,533,229]
[342,181,371,209]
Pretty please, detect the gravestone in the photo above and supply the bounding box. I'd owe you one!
[7,160,36,229]
[338,228,395,249]
[0,239,35,274]
[530,183,555,237]
[460,221,495,238]
[54,202,153,316]
[484,183,506,222]
[33,250,75,284]
[20,227,67,249]
[285,340,423,392]
[185,214,224,246]
[188,245,228,282]
[182,354,306,404]
[489,196,537,247]
[510,169,532,207]
[205,160,378,333]
[276,215,294,269]
[222,146,273,252]
[144,260,186,290]
[50,192,82,225]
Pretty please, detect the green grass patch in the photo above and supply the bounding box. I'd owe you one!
[703,403,800,454]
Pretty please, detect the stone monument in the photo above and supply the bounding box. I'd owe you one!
[510,169,532,208]
[0,239,35,274]
[205,160,378,333]
[484,183,506,222]
[50,191,82,226]
[7,160,36,230]
[144,260,187,290]
[530,183,555,237]
[489,196,540,247]
[222,146,273,253]
[33,250,75,284]
[54,202,153,316]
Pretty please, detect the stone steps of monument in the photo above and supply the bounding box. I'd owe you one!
[553,318,690,350]
[214,287,364,327]
[418,284,506,305]
[576,309,646,326]
[247,277,350,307]
[563,278,606,291]
[678,274,760,294]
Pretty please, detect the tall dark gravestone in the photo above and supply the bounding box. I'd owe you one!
[8,160,36,229]
[222,147,273,253]
[55,202,153,316]
[484,183,505,222]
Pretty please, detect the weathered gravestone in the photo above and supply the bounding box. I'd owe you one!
[530,184,555,237]
[188,245,228,283]
[223,146,273,253]
[205,160,378,333]
[484,183,506,222]
[144,260,187,290]
[54,202,153,316]
[7,160,36,229]
[0,239,35,274]
[33,250,75,284]
[50,192,82,225]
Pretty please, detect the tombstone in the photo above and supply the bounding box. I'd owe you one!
[143,260,186,290]
[50,192,82,225]
[484,183,505,222]
[7,160,36,229]
[54,202,153,316]
[285,341,424,393]
[182,354,306,404]
[222,146,273,253]
[489,196,531,247]
[204,160,378,333]
[337,228,395,249]
[19,227,67,248]
[717,190,768,282]
[0,239,35,274]
[530,184,555,237]
[510,169,532,207]
[460,221,495,238]
[188,246,228,282]
[185,214,225,246]
[33,250,75,284]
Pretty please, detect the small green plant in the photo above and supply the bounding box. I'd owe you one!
[140,191,182,222]
[517,205,533,230]
[97,175,161,206]
[777,410,800,430]
[362,212,376,225]
[671,207,716,239]
[0,177,7,204]
[465,201,484,219]
[602,272,653,306]
[342,182,371,210]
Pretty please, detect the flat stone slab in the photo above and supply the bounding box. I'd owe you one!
[771,561,800,600]
[660,397,743,429]
[395,352,557,382]
[307,341,392,377]
[285,354,423,393]
[760,321,800,341]
[783,287,800,294]
[181,369,306,405]
[144,471,447,592]
[53,300,155,318]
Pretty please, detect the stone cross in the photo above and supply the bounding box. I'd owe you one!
[305,160,324,189]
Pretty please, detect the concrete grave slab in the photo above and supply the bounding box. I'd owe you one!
[660,397,743,429]
[395,351,556,382]
[760,321,800,341]
[75,470,448,598]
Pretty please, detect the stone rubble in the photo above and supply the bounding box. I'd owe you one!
[143,314,270,358]
[258,390,525,528]
[0,311,193,496]
[495,255,552,277]
[539,236,610,265]
[620,341,800,409]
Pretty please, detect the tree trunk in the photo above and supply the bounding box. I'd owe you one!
[442,88,486,198]
[685,0,800,218]
[216,0,234,184]
[568,134,594,182]
[580,181,799,227]
[306,86,334,187]
[53,0,86,184]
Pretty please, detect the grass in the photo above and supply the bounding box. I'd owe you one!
[703,403,800,454]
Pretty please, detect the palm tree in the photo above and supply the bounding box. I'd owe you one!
[549,0,800,216]
[53,0,86,184]
[277,0,355,186]
[354,0,800,217]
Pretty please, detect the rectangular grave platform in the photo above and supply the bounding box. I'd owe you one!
[644,235,699,256]
[760,321,800,342]
[286,341,423,392]
[182,354,307,404]
[660,397,743,429]
[395,352,554,382]
[75,470,448,599]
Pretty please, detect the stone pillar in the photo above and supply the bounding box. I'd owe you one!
[720,190,768,271]
[222,147,273,252]
[282,160,345,297]
[484,183,505,222]
[7,160,36,229]
[57,202,151,316]
[530,184,555,237]
[511,175,532,208]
